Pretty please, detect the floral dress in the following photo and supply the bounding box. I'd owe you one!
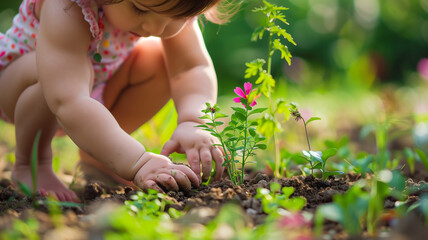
[0,0,139,122]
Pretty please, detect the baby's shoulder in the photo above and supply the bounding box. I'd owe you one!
[38,0,92,47]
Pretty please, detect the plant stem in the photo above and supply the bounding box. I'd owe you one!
[301,118,311,151]
[267,33,273,75]
[31,131,41,207]
[241,108,249,184]
[211,112,235,184]
[266,32,282,179]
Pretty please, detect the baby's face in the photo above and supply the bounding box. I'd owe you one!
[102,0,190,38]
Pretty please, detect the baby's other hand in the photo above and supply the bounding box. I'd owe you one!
[133,152,200,192]
[161,122,224,182]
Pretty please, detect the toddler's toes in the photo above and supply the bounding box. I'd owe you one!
[69,191,81,203]
[56,192,67,202]
[46,191,59,201]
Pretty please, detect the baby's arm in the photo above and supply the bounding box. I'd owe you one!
[36,0,198,190]
[160,20,224,181]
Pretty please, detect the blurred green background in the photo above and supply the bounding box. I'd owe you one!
[1,0,428,179]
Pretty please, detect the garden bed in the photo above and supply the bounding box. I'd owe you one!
[1,168,427,239]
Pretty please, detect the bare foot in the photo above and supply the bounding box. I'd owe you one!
[12,163,80,202]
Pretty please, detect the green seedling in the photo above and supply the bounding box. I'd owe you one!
[415,148,428,173]
[198,100,266,185]
[255,182,306,218]
[301,149,343,181]
[125,189,181,219]
[245,0,296,178]
[345,152,374,177]
[106,190,180,239]
[289,104,343,180]
[315,181,370,236]
[1,217,39,240]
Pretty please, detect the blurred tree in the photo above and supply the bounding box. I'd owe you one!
[2,0,427,93]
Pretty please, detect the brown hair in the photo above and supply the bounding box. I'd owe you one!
[98,0,239,24]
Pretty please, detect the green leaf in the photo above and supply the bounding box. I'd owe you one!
[244,59,265,78]
[214,113,228,119]
[281,186,294,198]
[278,197,306,212]
[291,155,309,164]
[231,107,246,114]
[270,182,281,192]
[210,132,220,138]
[255,144,267,150]
[321,148,337,162]
[251,26,265,42]
[233,111,246,122]
[213,121,224,126]
[199,115,211,120]
[223,126,235,132]
[303,150,323,164]
[31,131,41,196]
[273,39,292,65]
[248,128,256,137]
[17,181,33,197]
[415,149,428,173]
[249,108,267,116]
[227,137,238,142]
[305,117,321,126]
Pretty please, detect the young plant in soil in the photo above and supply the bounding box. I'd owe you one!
[197,82,266,185]
[255,182,306,218]
[289,103,343,180]
[244,0,296,178]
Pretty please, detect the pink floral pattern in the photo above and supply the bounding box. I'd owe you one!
[0,0,138,104]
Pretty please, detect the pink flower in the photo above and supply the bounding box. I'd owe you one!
[278,212,311,229]
[418,58,428,81]
[233,82,260,107]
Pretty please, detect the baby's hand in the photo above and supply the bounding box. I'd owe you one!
[161,122,224,182]
[133,152,200,192]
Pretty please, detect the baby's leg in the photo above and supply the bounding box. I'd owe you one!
[0,52,79,202]
[80,38,171,183]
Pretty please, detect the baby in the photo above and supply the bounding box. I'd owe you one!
[0,0,232,202]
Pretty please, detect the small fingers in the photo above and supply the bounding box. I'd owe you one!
[186,148,201,182]
[175,165,200,188]
[200,148,212,181]
[170,169,191,192]
[161,140,179,156]
[144,179,164,193]
[156,173,179,192]
[212,147,224,181]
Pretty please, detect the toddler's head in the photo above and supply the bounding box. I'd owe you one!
[98,0,234,24]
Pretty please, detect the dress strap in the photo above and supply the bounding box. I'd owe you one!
[69,0,103,41]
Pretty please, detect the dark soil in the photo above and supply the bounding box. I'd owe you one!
[1,170,428,240]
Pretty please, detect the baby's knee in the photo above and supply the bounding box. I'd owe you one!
[130,39,166,83]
